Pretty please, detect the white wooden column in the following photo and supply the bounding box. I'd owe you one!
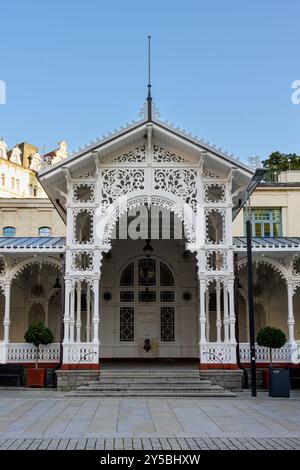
[76,281,82,342]
[228,279,236,343]
[223,283,229,342]
[86,284,91,342]
[205,290,210,341]
[92,279,100,344]
[63,279,71,343]
[199,279,206,344]
[216,280,222,342]
[69,283,75,342]
[3,281,11,343]
[287,282,296,344]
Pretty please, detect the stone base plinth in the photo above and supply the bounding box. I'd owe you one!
[199,369,244,391]
[55,369,100,391]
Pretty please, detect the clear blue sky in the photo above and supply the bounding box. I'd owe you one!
[1,0,299,162]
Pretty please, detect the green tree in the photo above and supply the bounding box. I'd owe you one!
[256,326,286,367]
[24,322,54,368]
[262,152,300,176]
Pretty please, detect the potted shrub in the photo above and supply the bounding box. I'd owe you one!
[256,326,289,397]
[24,322,54,387]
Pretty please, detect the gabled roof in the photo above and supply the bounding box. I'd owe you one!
[37,107,253,222]
[39,114,251,178]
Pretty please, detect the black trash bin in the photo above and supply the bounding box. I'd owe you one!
[269,368,290,397]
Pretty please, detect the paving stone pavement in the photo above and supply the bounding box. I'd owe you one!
[0,436,299,450]
[0,389,300,450]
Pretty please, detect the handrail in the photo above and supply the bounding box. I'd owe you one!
[202,351,225,369]
[77,351,97,365]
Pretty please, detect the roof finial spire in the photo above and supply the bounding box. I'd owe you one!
[147,34,152,121]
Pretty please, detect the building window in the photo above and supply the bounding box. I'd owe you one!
[16,179,20,192]
[33,186,37,197]
[38,226,51,237]
[120,262,134,286]
[120,307,134,341]
[160,262,174,286]
[1,174,5,186]
[3,226,16,237]
[139,258,156,286]
[245,208,282,237]
[161,307,175,341]
[11,177,15,190]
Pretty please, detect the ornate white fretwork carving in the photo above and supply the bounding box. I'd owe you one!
[154,169,197,212]
[205,250,228,271]
[292,256,300,276]
[72,208,95,245]
[71,250,94,272]
[153,145,188,163]
[78,168,96,179]
[139,101,161,119]
[68,276,95,288]
[102,195,196,245]
[203,169,219,178]
[204,183,226,204]
[110,145,146,163]
[205,208,226,245]
[73,183,95,204]
[238,257,288,282]
[101,169,145,212]
[11,257,62,281]
[0,256,6,277]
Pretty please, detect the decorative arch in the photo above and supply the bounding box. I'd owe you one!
[237,256,288,282]
[101,194,196,246]
[10,256,62,282]
[118,254,177,288]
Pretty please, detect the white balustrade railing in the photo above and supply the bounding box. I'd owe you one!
[1,341,294,365]
[239,343,292,363]
[62,343,99,364]
[200,342,237,364]
[7,343,60,363]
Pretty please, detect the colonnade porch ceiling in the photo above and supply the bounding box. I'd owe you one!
[1,113,300,367]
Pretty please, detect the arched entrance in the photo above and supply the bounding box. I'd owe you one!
[99,239,198,359]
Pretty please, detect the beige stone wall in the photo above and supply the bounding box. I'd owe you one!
[0,199,66,237]
[233,186,300,237]
[0,157,46,198]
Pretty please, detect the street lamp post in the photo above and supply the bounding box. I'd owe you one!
[246,211,257,397]
[245,169,267,397]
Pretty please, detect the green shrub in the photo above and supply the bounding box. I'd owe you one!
[256,326,286,367]
[24,322,54,368]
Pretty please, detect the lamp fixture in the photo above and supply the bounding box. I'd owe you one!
[53,277,61,289]
[142,239,153,254]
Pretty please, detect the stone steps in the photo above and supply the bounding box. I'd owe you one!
[68,390,234,397]
[68,368,235,397]
[76,384,224,391]
[87,379,212,385]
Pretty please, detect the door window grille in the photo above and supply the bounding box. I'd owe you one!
[161,307,175,342]
[120,307,134,341]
